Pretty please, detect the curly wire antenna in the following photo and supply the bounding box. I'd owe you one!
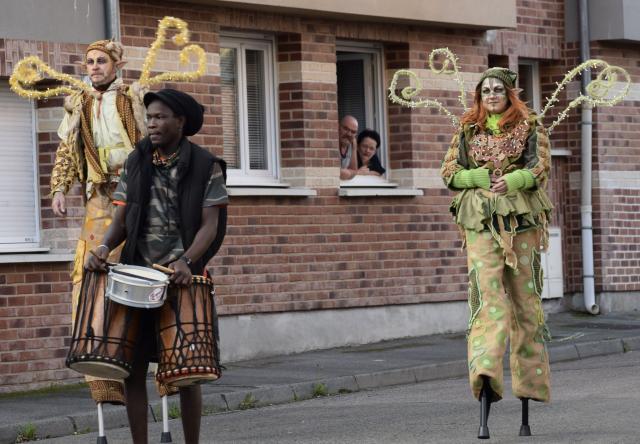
[545,59,630,133]
[138,16,207,88]
[429,47,469,111]
[388,69,460,128]
[9,56,91,100]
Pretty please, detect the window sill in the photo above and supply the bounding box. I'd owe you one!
[0,250,74,264]
[340,177,397,187]
[551,149,571,156]
[338,187,424,197]
[228,187,317,197]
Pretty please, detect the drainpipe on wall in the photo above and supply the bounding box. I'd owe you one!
[104,0,121,41]
[578,0,599,315]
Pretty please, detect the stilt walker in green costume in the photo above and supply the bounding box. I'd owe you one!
[389,49,630,440]
[440,68,552,439]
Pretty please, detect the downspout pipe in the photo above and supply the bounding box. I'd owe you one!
[578,0,599,315]
[104,0,121,41]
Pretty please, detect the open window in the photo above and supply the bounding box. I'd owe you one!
[336,42,390,187]
[518,59,541,113]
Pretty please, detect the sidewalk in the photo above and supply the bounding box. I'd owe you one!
[1,311,640,443]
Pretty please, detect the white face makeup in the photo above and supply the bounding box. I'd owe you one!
[85,49,117,87]
[480,77,508,114]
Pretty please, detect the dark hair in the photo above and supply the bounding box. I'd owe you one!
[357,129,380,148]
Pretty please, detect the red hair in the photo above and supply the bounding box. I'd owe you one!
[460,83,530,132]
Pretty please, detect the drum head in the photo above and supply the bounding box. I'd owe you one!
[109,265,169,283]
[70,361,130,379]
[107,264,169,309]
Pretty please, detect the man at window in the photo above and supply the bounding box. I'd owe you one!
[339,115,358,180]
[356,128,386,176]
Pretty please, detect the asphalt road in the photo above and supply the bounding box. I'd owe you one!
[42,351,640,443]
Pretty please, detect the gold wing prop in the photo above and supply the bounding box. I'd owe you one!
[388,47,467,128]
[137,16,207,87]
[540,59,631,133]
[9,56,91,100]
[429,48,469,112]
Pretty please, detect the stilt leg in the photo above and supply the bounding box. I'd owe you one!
[519,398,532,436]
[160,395,172,443]
[478,377,491,439]
[96,402,107,444]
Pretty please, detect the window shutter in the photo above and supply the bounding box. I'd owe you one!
[245,49,267,170]
[221,47,241,168]
[0,83,39,249]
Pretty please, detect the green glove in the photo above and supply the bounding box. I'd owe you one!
[502,170,536,192]
[452,168,490,190]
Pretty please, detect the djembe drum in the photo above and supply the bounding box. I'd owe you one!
[66,270,141,378]
[156,275,221,386]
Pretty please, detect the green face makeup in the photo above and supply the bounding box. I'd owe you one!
[480,78,506,99]
[481,78,508,114]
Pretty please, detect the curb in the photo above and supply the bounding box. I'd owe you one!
[2,335,639,443]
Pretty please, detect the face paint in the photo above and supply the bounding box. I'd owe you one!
[85,49,117,87]
[480,78,508,114]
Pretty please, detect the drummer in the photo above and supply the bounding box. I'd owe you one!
[86,88,228,444]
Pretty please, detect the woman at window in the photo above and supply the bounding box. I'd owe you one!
[440,67,552,439]
[356,129,386,176]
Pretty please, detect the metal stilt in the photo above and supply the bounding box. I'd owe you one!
[96,402,108,444]
[159,395,172,443]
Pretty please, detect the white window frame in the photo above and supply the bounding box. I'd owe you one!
[0,86,41,252]
[518,59,541,113]
[336,41,391,188]
[220,33,281,187]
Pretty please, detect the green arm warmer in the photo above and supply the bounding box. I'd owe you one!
[451,168,491,190]
[503,170,536,192]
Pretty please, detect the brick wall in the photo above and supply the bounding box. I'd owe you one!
[0,263,76,391]
[589,42,640,293]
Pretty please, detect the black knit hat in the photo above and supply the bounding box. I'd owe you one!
[478,67,518,89]
[143,89,205,136]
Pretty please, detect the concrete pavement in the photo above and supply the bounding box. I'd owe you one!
[1,311,640,443]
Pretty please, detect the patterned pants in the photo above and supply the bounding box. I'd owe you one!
[465,228,551,403]
[71,192,125,404]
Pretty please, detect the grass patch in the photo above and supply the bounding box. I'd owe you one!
[0,382,88,400]
[239,393,257,410]
[168,402,181,419]
[15,423,37,442]
[337,388,353,394]
[312,383,328,397]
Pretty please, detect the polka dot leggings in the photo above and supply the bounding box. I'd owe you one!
[465,228,551,403]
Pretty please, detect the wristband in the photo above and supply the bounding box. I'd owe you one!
[179,255,192,266]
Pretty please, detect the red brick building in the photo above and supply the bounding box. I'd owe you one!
[1,0,638,392]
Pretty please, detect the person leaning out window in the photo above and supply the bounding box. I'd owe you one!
[356,129,386,176]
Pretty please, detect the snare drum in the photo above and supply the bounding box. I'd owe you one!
[156,276,221,387]
[66,270,141,379]
[106,265,170,309]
